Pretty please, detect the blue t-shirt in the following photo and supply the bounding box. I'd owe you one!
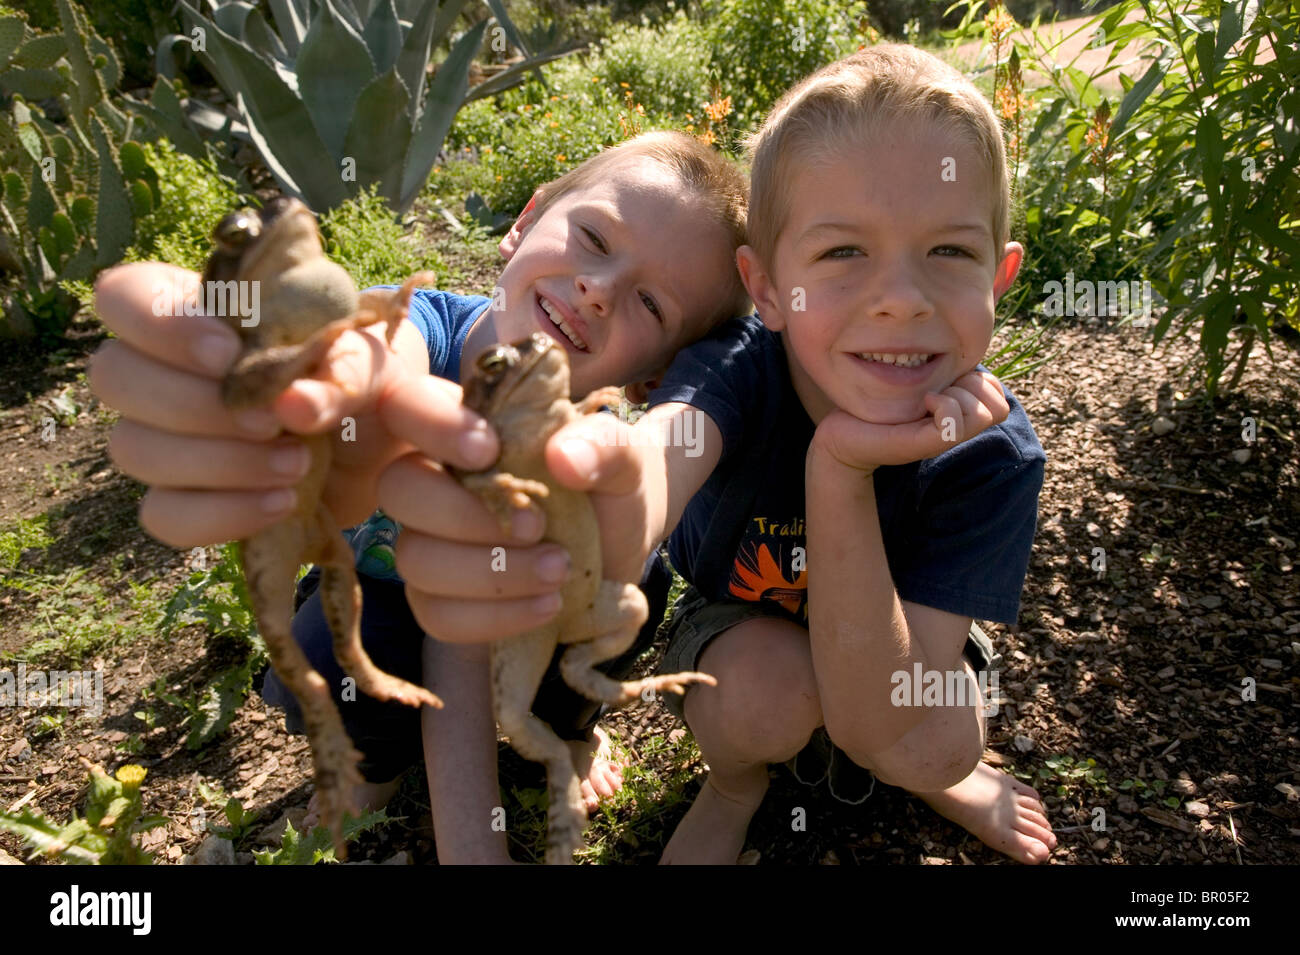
[647,313,1045,625]
[346,288,489,578]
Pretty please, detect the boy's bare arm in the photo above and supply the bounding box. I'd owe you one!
[421,639,513,863]
[804,371,1009,754]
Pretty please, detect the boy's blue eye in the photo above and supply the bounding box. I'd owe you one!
[825,246,861,259]
[582,227,607,253]
[640,292,662,320]
[933,245,972,258]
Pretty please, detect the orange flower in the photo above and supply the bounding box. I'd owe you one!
[703,95,733,123]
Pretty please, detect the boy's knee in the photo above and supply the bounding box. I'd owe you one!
[690,618,822,757]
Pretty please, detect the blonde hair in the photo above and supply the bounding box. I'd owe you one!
[533,131,751,327]
[746,44,1009,269]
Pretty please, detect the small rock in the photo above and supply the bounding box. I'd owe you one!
[1199,595,1223,609]
[1092,837,1110,851]
[1156,665,1176,679]
[1171,778,1198,796]
[1086,522,1103,538]
[1012,734,1035,753]
[922,855,949,865]
[166,845,183,862]
[1260,658,1282,670]
[1276,782,1299,802]
[1152,416,1176,435]
[185,834,235,866]
[381,850,411,866]
[256,808,307,848]
[5,739,30,760]
[1230,448,1251,464]
[1117,795,1139,813]
[1184,801,1210,818]
[0,846,23,865]
[667,728,687,744]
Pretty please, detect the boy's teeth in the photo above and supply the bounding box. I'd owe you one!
[858,352,932,368]
[540,297,588,350]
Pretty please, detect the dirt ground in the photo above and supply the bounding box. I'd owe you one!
[1,294,1296,865]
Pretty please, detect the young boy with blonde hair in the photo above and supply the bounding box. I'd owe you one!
[392,44,1057,863]
[91,131,749,862]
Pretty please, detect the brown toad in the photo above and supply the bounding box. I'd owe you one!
[454,332,717,864]
[205,197,440,858]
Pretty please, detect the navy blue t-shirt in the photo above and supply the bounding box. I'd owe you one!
[647,313,1045,625]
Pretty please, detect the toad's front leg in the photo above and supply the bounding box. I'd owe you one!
[491,625,585,865]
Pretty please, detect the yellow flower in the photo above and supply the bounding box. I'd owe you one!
[115,765,147,789]
[550,121,559,128]
[704,95,733,123]
[619,81,630,88]
[556,154,566,162]
[550,95,559,101]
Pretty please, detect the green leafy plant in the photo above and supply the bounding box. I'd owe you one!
[319,183,441,290]
[160,542,267,749]
[0,0,160,341]
[949,0,1300,396]
[170,0,573,214]
[0,763,167,864]
[0,513,54,569]
[254,808,388,864]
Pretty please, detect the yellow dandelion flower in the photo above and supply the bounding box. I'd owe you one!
[556,154,566,162]
[116,765,147,789]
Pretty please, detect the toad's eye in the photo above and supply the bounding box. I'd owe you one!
[213,210,261,249]
[478,349,510,378]
[640,292,662,320]
[582,227,607,253]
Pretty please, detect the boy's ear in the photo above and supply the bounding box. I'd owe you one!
[624,371,665,405]
[499,194,539,260]
[993,241,1024,300]
[735,245,785,331]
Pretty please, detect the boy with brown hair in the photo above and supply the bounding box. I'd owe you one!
[91,130,749,862]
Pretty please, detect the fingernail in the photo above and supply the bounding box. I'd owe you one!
[559,437,598,481]
[270,442,310,477]
[536,548,569,584]
[531,591,562,616]
[511,508,542,541]
[459,420,496,468]
[194,334,240,375]
[260,488,296,514]
[235,408,279,436]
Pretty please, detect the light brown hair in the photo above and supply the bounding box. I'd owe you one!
[533,130,751,327]
[746,44,1009,269]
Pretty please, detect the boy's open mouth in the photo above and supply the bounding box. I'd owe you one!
[537,293,590,352]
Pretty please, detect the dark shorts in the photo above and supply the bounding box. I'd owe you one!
[655,587,999,804]
[261,552,672,781]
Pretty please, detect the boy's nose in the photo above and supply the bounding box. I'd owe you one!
[867,263,931,322]
[575,271,616,316]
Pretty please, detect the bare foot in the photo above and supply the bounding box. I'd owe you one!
[914,762,1057,863]
[565,724,627,813]
[659,765,769,865]
[302,774,402,830]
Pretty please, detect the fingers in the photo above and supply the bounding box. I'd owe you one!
[90,340,281,440]
[544,414,646,495]
[927,370,1010,443]
[404,587,563,644]
[379,373,499,472]
[108,419,311,489]
[275,325,410,434]
[93,262,241,378]
[139,486,295,549]
[378,453,544,544]
[395,532,569,601]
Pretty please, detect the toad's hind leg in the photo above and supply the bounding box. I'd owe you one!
[560,581,717,705]
[314,507,443,711]
[241,524,363,859]
[492,627,585,865]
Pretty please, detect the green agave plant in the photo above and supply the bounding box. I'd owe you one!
[168,0,572,214]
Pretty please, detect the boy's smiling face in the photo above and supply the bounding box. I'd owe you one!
[468,155,738,398]
[740,119,1022,425]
